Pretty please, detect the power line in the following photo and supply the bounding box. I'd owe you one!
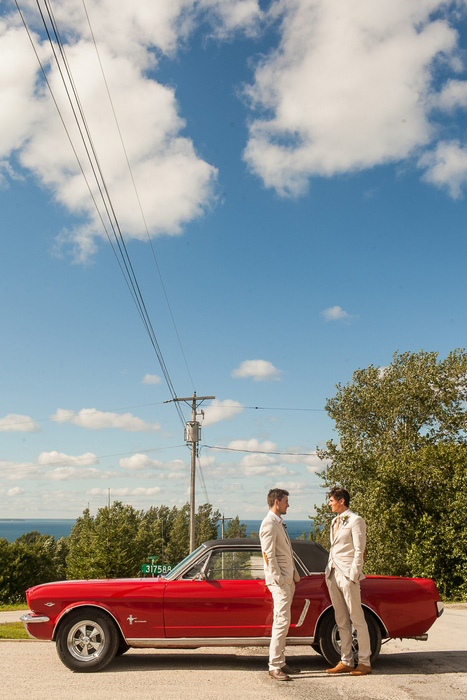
[203,445,319,456]
[0,401,327,429]
[80,0,196,393]
[16,0,185,426]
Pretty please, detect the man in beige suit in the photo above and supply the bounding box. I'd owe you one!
[325,486,372,676]
[260,488,301,681]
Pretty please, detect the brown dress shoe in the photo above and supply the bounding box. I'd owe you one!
[350,664,372,676]
[326,661,355,674]
[269,669,291,681]
[281,664,301,674]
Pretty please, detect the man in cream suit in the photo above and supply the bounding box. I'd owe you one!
[260,488,301,681]
[325,486,372,676]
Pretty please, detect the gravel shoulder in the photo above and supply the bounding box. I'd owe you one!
[1,606,466,700]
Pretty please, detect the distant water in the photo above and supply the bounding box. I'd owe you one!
[0,519,76,542]
[0,518,314,543]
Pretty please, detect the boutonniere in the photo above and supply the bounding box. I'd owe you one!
[341,515,349,526]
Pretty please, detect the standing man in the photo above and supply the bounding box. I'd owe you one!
[260,488,301,681]
[325,486,372,676]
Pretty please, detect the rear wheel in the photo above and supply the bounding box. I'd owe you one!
[318,608,382,666]
[56,609,119,672]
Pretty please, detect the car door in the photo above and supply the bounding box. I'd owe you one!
[163,547,272,638]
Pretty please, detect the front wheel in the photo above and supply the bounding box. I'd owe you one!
[56,609,120,672]
[318,608,382,667]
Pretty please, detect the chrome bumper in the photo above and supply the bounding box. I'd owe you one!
[20,612,50,639]
[436,601,444,617]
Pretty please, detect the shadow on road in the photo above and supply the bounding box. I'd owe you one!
[102,649,466,675]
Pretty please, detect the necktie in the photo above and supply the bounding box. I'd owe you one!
[333,515,341,536]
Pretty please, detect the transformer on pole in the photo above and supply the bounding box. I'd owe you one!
[165,392,215,552]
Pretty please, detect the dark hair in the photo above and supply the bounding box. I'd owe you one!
[328,486,350,507]
[267,488,289,508]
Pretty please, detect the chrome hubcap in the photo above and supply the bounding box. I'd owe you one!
[67,620,106,662]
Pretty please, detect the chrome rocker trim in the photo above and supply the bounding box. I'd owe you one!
[126,636,314,648]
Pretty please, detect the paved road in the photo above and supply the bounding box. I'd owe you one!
[2,606,466,700]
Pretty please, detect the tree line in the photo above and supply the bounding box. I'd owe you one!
[0,503,247,604]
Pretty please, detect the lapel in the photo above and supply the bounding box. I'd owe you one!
[331,511,351,544]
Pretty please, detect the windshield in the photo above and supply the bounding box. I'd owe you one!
[164,544,206,580]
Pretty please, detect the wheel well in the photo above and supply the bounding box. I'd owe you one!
[314,604,387,641]
[53,605,125,646]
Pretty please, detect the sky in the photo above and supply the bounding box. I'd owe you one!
[1,0,467,522]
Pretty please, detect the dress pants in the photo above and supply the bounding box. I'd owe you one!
[267,581,295,671]
[326,567,371,666]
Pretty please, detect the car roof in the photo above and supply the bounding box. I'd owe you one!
[202,538,329,574]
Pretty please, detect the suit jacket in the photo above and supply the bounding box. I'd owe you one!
[325,510,366,583]
[259,510,300,587]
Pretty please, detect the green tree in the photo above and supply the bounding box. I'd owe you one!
[195,503,221,546]
[67,502,144,579]
[0,534,66,603]
[314,349,467,599]
[165,504,190,566]
[224,515,247,538]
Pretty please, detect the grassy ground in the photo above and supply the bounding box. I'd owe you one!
[0,603,27,612]
[0,622,28,639]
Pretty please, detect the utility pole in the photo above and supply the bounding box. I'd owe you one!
[218,514,232,538]
[165,392,215,552]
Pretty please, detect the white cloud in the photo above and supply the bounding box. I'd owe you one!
[232,359,282,381]
[0,4,219,260]
[419,140,467,198]
[201,399,244,426]
[239,462,288,477]
[38,451,98,466]
[321,305,352,322]
[7,486,24,497]
[143,373,161,385]
[202,0,263,38]
[274,480,305,491]
[305,453,329,473]
[0,460,39,481]
[244,0,459,195]
[119,453,187,471]
[240,453,278,468]
[228,438,277,452]
[0,413,40,432]
[51,408,161,432]
[0,1,264,260]
[44,467,117,481]
[87,487,161,496]
[433,79,467,112]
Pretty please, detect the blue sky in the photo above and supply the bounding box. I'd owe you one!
[1,0,467,521]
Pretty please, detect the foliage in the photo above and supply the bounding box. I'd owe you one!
[0,532,68,604]
[224,515,247,538]
[314,349,467,599]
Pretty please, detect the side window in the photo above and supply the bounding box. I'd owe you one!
[181,553,209,579]
[205,550,265,581]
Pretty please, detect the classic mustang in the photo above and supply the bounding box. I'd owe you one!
[21,538,444,672]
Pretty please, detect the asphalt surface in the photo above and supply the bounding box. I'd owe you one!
[1,605,466,700]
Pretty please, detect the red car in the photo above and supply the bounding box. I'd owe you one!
[21,538,444,672]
